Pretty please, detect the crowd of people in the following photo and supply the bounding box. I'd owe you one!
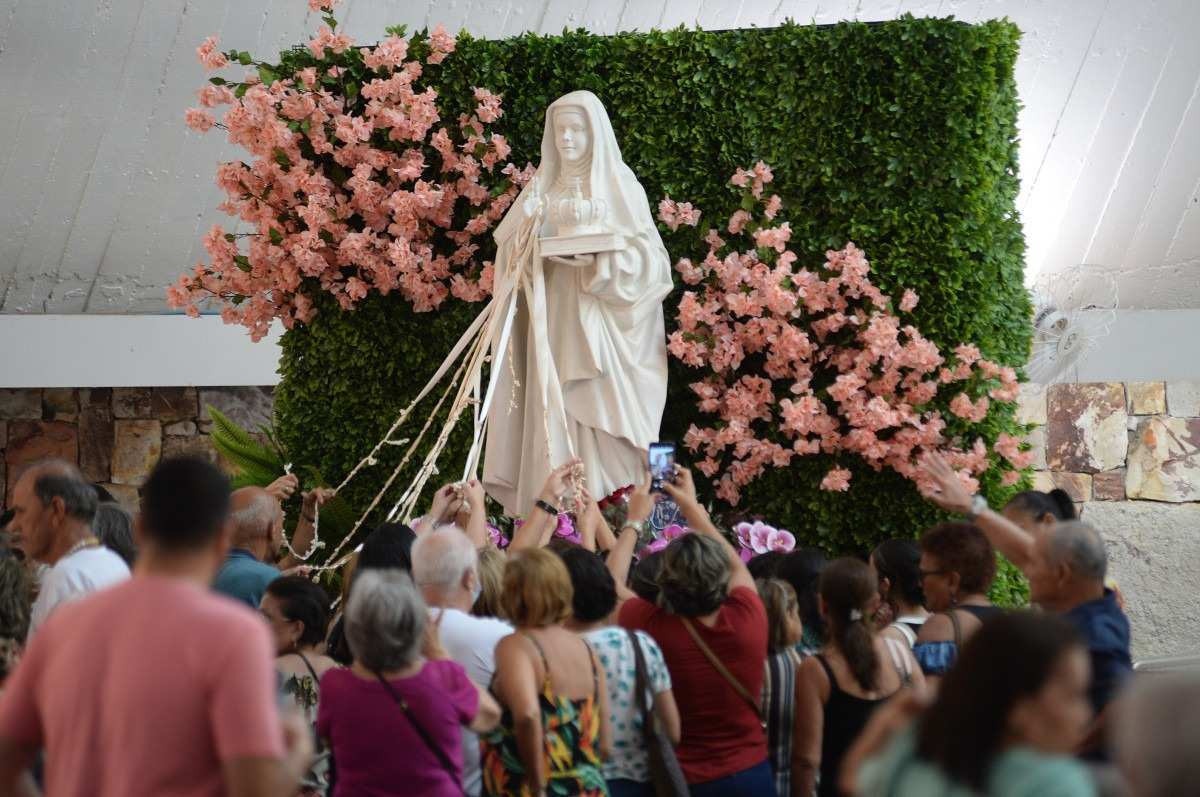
[0,451,1193,797]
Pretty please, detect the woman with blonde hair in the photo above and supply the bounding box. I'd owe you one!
[482,548,611,796]
[757,578,805,797]
[472,544,507,620]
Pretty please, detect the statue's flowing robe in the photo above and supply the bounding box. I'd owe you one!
[482,91,673,517]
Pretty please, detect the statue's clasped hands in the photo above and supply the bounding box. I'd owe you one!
[522,183,544,219]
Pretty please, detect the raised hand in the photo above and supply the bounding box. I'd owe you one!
[661,465,698,507]
[538,459,581,506]
[428,483,459,524]
[265,473,299,502]
[918,453,975,514]
[626,471,655,524]
[301,486,335,515]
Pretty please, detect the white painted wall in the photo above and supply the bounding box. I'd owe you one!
[1070,309,1200,383]
[1,0,1198,314]
[0,306,1188,389]
[0,315,281,388]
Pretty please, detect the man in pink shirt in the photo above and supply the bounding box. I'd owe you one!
[0,455,312,797]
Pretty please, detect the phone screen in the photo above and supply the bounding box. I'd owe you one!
[649,442,676,492]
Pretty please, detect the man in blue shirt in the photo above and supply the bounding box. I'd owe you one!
[1028,522,1131,712]
[213,478,322,609]
[920,456,1132,758]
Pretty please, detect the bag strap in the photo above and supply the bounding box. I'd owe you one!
[946,610,963,649]
[680,617,763,720]
[626,629,652,716]
[374,671,465,796]
[295,650,322,696]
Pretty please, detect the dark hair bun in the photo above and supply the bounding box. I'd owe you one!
[1047,489,1077,521]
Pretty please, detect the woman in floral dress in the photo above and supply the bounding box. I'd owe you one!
[482,548,611,796]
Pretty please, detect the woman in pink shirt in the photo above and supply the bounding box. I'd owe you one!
[317,568,501,796]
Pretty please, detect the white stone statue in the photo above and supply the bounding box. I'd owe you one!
[482,90,673,517]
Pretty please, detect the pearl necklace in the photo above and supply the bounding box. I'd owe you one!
[63,535,101,558]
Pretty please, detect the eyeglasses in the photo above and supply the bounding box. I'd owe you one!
[918,569,950,580]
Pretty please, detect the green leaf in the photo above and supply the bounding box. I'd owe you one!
[224,233,236,242]
[234,255,251,272]
[258,65,277,84]
[238,51,253,66]
[234,83,249,99]
[323,14,337,31]
[208,76,228,86]
[269,227,284,245]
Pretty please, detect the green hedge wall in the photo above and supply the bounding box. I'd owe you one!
[275,15,1030,555]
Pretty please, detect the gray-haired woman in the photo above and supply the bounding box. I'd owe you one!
[317,569,500,797]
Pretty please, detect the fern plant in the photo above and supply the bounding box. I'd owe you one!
[207,405,358,555]
[207,406,287,489]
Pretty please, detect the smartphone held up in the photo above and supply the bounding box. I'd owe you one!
[648,442,676,493]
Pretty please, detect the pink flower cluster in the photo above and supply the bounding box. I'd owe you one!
[642,523,691,556]
[171,11,530,340]
[512,513,581,545]
[657,197,702,231]
[733,520,796,562]
[666,165,1028,504]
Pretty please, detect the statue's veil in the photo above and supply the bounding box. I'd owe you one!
[494,90,653,243]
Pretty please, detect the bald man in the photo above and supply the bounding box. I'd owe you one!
[8,459,129,639]
[212,486,322,609]
[212,487,288,609]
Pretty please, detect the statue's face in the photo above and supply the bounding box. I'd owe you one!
[553,108,590,165]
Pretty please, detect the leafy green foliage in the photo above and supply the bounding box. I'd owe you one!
[273,16,1031,557]
[991,556,1031,608]
[207,406,286,488]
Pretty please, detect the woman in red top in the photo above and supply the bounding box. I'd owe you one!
[618,467,774,796]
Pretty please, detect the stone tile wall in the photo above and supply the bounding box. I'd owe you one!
[1021,381,1200,659]
[0,387,274,512]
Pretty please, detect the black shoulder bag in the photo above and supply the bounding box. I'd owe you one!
[627,630,690,797]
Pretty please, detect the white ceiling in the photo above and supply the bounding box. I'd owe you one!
[1,0,1197,313]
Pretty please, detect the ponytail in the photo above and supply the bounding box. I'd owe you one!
[819,558,880,692]
[1007,488,1076,522]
